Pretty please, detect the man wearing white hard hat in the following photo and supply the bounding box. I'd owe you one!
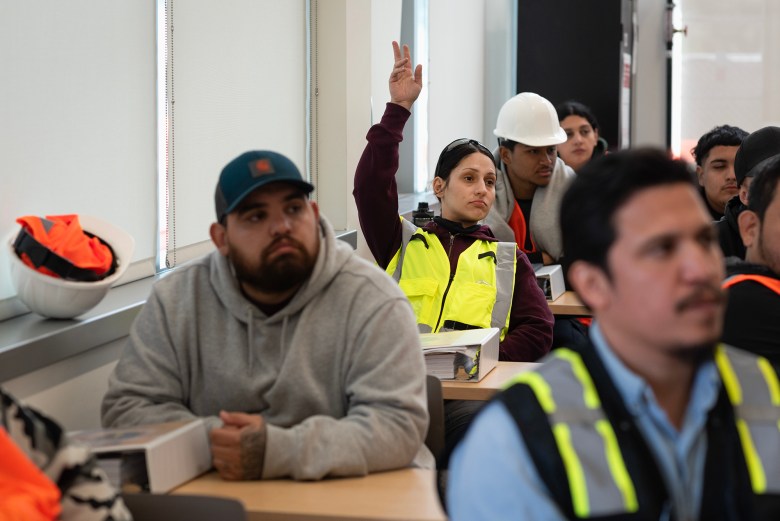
[484,92,576,266]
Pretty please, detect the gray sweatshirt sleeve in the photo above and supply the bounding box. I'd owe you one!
[101,290,221,432]
[261,297,431,480]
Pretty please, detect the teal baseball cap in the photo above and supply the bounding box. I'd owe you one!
[215,150,314,221]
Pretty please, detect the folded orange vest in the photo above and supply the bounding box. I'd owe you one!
[13,215,115,281]
[0,427,62,521]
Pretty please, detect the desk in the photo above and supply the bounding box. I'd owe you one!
[548,291,590,316]
[441,361,538,401]
[172,468,446,521]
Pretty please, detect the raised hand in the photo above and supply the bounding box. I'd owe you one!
[389,41,423,111]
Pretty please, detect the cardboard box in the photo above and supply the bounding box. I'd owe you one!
[419,328,500,382]
[68,419,211,493]
[534,264,566,301]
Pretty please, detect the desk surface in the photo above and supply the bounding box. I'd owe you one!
[547,291,590,316]
[173,468,446,521]
[441,361,538,401]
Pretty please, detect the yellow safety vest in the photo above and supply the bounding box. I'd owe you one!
[386,217,516,340]
[501,345,780,518]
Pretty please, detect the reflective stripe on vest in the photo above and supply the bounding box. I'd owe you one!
[503,348,638,517]
[386,217,516,339]
[722,273,780,295]
[714,345,780,494]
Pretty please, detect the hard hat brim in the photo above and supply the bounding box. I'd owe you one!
[493,127,568,148]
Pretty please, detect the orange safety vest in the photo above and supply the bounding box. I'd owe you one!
[0,427,62,521]
[13,215,115,281]
[722,273,780,294]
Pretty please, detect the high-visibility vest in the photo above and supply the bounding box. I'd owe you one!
[723,273,780,295]
[499,343,780,519]
[13,215,115,281]
[386,218,516,340]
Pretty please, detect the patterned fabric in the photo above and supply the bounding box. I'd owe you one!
[1,388,132,520]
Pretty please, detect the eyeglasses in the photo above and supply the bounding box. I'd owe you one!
[442,138,493,157]
[434,138,495,179]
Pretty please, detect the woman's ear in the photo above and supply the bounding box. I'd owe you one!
[432,176,446,198]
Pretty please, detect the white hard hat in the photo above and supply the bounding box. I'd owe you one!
[7,215,135,319]
[494,92,567,147]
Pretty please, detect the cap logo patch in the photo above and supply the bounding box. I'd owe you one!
[250,158,275,177]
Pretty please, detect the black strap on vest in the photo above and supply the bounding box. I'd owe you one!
[13,228,117,282]
[409,233,429,249]
[699,385,757,520]
[500,383,576,517]
[477,251,497,264]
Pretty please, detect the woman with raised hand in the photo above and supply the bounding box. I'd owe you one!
[353,41,553,364]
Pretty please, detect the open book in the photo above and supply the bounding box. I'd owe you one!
[420,328,500,381]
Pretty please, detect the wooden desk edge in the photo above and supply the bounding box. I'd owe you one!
[547,291,590,316]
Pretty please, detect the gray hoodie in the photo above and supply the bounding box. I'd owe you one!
[484,155,575,262]
[102,216,432,479]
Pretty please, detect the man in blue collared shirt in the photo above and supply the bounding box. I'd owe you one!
[447,148,780,520]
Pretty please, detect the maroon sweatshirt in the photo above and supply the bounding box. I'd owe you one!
[353,103,553,361]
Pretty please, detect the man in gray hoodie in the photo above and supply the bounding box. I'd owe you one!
[102,150,432,481]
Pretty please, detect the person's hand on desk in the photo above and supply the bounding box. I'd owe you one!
[210,410,267,480]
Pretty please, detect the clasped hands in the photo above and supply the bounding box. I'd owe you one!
[210,410,267,481]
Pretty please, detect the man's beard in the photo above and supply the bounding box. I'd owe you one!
[230,237,316,294]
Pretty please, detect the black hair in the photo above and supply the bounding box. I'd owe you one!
[560,148,697,278]
[434,138,495,182]
[556,100,599,131]
[747,155,780,222]
[690,124,748,166]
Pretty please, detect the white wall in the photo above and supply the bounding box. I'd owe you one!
[633,0,668,148]
[4,338,124,431]
[428,0,488,185]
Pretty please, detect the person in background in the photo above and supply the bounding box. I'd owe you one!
[447,148,780,520]
[691,124,748,221]
[717,125,780,259]
[485,92,575,266]
[722,155,780,367]
[353,41,553,455]
[1,387,131,520]
[103,149,432,481]
[555,100,608,172]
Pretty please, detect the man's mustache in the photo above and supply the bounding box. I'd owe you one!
[675,284,725,312]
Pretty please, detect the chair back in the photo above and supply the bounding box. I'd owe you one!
[425,374,445,464]
[122,493,247,521]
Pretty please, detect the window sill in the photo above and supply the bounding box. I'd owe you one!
[0,230,358,383]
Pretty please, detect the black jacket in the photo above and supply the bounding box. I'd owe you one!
[723,258,780,367]
[717,195,747,259]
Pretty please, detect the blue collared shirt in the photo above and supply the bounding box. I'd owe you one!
[447,322,722,521]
